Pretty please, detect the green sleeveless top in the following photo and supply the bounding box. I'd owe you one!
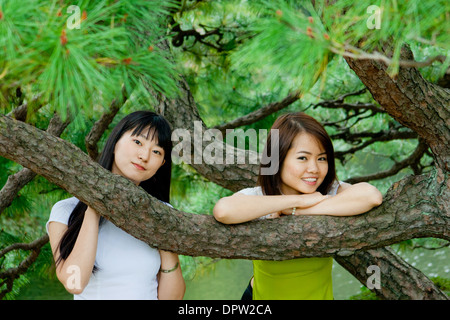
[252,257,333,300]
[237,183,341,300]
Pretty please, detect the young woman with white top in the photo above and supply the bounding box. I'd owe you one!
[213,112,383,300]
[47,111,185,300]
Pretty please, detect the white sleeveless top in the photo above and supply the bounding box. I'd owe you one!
[46,197,163,300]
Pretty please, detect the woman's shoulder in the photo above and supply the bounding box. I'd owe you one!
[327,180,343,196]
[46,197,79,233]
[51,197,79,214]
[236,186,263,196]
[161,200,173,208]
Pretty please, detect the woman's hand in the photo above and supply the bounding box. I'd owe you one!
[268,192,329,218]
[291,183,383,217]
[298,192,329,208]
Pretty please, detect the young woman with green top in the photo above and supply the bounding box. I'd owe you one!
[213,112,383,300]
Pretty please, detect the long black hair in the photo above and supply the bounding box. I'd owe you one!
[56,111,173,267]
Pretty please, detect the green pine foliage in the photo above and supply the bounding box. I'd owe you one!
[0,0,180,119]
[231,1,330,93]
[230,0,449,90]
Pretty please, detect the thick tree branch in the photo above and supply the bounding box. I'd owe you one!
[335,247,449,300]
[345,44,450,171]
[0,114,70,215]
[0,115,448,261]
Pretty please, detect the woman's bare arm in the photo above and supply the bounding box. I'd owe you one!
[213,182,382,224]
[213,192,328,224]
[157,250,185,300]
[284,182,383,216]
[48,207,100,294]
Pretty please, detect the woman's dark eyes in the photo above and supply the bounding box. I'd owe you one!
[133,139,162,155]
[296,156,327,161]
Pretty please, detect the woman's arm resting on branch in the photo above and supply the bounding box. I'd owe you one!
[213,182,382,224]
[213,192,328,224]
[291,182,383,216]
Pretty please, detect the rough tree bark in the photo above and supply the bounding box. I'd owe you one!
[338,44,450,299]
[337,247,449,300]
[344,44,450,171]
[0,115,448,261]
[0,114,70,214]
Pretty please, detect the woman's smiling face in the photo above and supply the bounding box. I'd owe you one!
[279,132,328,195]
[111,128,165,185]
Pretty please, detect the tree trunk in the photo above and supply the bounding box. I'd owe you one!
[336,247,449,300]
[340,44,450,299]
[344,44,450,171]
